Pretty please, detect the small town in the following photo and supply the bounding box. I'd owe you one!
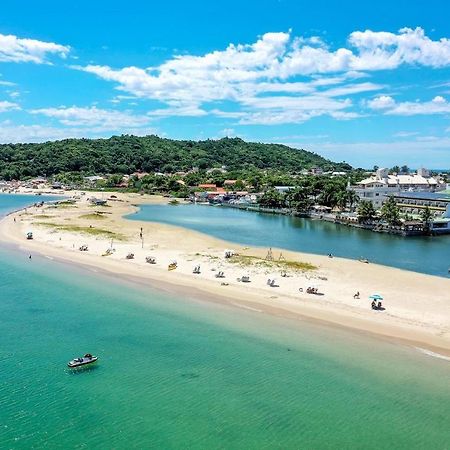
[2,165,449,235]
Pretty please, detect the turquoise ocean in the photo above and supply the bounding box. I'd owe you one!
[1,195,449,449]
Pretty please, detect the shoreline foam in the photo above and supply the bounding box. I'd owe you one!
[1,190,449,357]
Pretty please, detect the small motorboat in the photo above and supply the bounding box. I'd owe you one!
[67,353,98,368]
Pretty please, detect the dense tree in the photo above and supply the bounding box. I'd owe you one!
[381,197,401,226]
[357,200,377,223]
[400,165,410,174]
[0,135,351,180]
[258,189,286,208]
[286,187,314,212]
[420,206,433,232]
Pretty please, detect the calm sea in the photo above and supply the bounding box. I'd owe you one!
[129,204,450,278]
[1,195,449,449]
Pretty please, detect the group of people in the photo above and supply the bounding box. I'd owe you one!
[371,300,384,310]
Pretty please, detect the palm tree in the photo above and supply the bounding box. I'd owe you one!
[357,200,377,223]
[420,206,433,233]
[381,197,401,227]
[346,190,360,210]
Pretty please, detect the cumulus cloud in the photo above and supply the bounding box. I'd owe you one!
[367,95,396,109]
[30,106,151,128]
[72,27,450,124]
[368,95,450,115]
[0,33,69,64]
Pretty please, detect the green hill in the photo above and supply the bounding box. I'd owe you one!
[0,135,351,179]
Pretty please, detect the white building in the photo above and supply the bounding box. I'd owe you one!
[349,168,445,208]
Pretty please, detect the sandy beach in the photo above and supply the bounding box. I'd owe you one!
[1,190,449,356]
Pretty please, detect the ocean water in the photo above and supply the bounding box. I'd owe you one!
[128,204,450,278]
[0,193,63,217]
[1,195,450,449]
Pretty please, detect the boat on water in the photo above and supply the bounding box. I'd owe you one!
[67,353,98,368]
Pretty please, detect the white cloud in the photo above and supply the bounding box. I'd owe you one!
[30,106,150,128]
[367,95,396,109]
[368,95,450,115]
[73,27,450,125]
[0,122,157,144]
[218,128,236,137]
[0,100,19,112]
[0,33,69,63]
[393,131,419,138]
[147,102,207,118]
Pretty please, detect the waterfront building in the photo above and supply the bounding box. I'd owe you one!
[391,191,450,216]
[349,167,445,208]
[391,191,450,234]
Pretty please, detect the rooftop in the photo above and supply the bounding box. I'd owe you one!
[393,191,450,202]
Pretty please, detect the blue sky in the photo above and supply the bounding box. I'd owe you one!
[1,0,450,168]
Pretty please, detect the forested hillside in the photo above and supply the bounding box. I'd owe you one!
[0,135,351,179]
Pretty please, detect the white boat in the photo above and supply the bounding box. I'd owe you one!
[67,353,98,368]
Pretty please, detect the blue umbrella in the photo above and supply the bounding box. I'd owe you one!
[369,294,384,300]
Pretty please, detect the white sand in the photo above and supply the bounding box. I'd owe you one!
[1,190,449,355]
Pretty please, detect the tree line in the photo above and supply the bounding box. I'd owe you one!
[0,135,352,180]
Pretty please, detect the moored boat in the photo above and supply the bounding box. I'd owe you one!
[67,353,98,368]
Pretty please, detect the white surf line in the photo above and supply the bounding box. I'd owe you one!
[415,347,450,362]
[229,301,263,313]
[45,255,54,260]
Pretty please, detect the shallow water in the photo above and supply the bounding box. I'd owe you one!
[1,195,449,449]
[129,204,450,277]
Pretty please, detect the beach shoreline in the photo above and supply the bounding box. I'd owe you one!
[1,190,449,357]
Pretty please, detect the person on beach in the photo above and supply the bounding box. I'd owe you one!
[29,255,32,260]
[354,291,360,299]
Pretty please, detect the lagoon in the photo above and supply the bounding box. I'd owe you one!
[129,204,450,278]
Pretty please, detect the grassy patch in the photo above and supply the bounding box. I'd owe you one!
[34,222,125,240]
[89,204,111,208]
[79,213,106,220]
[229,254,316,271]
[33,214,53,219]
[55,204,77,209]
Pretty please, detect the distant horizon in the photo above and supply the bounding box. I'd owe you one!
[1,0,449,168]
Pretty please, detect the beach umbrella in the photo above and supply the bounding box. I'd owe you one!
[369,294,384,300]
